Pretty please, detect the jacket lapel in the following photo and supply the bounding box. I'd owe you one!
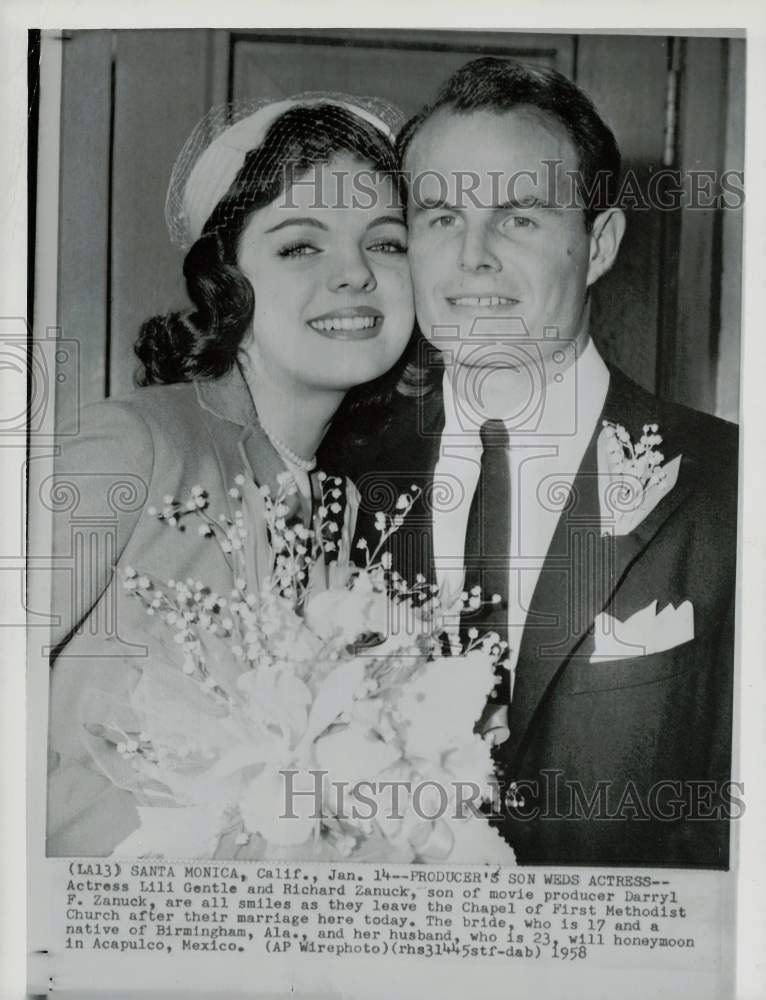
[504,366,704,767]
[195,364,310,523]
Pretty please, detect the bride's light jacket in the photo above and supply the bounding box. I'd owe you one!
[44,363,357,855]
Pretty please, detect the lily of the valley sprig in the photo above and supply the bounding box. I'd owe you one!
[597,420,682,537]
[602,421,666,486]
[145,472,347,605]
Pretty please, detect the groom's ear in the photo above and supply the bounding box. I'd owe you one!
[586,207,626,287]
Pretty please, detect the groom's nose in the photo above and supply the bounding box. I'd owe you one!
[458,220,502,273]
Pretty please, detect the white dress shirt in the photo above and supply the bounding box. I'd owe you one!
[432,337,610,695]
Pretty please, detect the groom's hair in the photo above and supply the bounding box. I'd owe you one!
[397,56,622,230]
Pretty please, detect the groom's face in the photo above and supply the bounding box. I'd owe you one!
[405,108,600,373]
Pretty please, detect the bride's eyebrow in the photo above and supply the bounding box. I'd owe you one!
[264,217,328,234]
[366,214,407,230]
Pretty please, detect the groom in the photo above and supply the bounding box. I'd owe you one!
[330,57,738,867]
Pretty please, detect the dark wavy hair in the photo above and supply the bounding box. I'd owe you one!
[135,104,408,409]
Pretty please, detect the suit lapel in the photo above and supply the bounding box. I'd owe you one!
[195,364,309,522]
[505,367,704,767]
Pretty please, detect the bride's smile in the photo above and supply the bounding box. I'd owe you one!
[307,305,383,339]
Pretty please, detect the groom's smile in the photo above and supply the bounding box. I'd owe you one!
[446,294,520,309]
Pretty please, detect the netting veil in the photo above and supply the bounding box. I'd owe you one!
[165,92,406,251]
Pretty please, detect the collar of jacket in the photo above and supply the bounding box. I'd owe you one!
[194,361,259,427]
[193,362,311,522]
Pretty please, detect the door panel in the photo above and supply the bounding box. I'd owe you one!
[232,31,575,117]
[576,35,670,392]
[57,31,112,416]
[109,30,213,397]
[661,37,727,413]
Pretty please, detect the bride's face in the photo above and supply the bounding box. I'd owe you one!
[237,154,414,393]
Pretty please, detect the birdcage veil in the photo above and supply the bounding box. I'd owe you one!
[165,92,406,251]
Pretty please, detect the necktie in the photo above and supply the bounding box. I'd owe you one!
[460,419,511,704]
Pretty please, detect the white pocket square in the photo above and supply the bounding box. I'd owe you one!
[589,599,694,663]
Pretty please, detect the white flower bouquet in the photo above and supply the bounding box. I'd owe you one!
[81,472,515,864]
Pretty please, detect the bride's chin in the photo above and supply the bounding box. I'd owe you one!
[302,371,378,394]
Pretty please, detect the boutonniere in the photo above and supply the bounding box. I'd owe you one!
[597,420,682,537]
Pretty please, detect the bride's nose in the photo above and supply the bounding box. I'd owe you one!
[327,247,377,293]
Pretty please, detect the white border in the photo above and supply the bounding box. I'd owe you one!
[0,5,31,1000]
[3,3,765,999]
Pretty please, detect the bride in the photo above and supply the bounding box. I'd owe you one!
[46,95,414,855]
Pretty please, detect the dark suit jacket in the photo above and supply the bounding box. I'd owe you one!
[331,362,739,867]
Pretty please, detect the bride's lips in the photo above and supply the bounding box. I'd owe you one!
[307,306,383,340]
